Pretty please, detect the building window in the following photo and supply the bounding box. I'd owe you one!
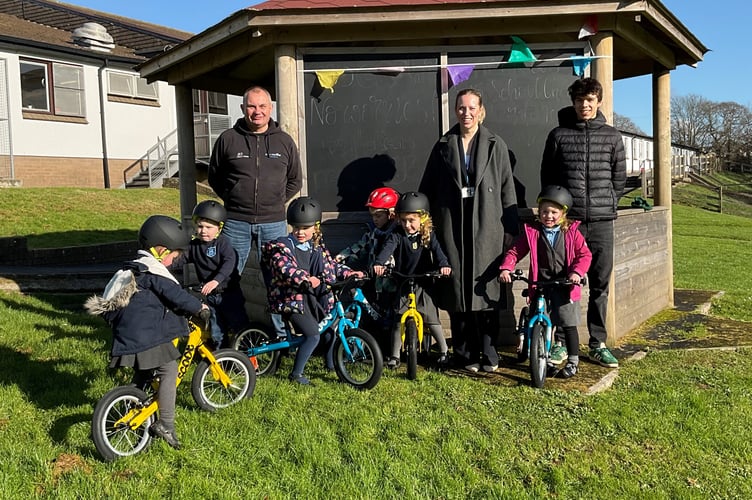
[20,59,85,117]
[193,89,228,114]
[107,70,159,101]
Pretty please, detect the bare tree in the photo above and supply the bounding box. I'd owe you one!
[614,113,646,135]
[671,94,713,149]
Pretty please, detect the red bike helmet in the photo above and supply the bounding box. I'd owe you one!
[365,187,399,210]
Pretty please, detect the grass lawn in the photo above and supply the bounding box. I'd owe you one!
[0,182,751,498]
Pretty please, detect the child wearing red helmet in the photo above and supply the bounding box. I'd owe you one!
[336,187,401,350]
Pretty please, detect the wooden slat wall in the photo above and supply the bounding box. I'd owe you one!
[238,207,672,347]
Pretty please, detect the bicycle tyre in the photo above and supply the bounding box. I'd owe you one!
[516,306,530,362]
[191,349,256,412]
[333,328,383,390]
[529,322,547,388]
[232,324,281,376]
[91,385,153,462]
[405,318,418,380]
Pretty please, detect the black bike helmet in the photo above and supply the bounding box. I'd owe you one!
[138,215,190,251]
[395,191,430,214]
[192,200,227,225]
[537,185,573,212]
[287,196,322,226]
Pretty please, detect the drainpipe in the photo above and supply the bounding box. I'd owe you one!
[98,58,111,188]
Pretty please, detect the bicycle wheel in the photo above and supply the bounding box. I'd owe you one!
[516,306,530,362]
[529,322,547,388]
[333,328,383,390]
[232,324,281,376]
[405,318,418,380]
[191,349,256,411]
[91,385,153,462]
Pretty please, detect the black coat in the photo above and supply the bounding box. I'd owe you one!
[420,124,518,312]
[540,107,627,222]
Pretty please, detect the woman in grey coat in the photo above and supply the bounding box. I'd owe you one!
[419,88,519,372]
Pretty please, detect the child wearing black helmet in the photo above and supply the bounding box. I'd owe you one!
[499,186,592,378]
[85,215,209,449]
[167,200,249,348]
[373,191,452,369]
[262,196,364,385]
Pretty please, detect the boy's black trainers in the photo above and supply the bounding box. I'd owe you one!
[149,420,181,449]
[560,362,578,379]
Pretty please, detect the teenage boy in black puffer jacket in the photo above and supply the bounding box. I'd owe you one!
[540,77,626,369]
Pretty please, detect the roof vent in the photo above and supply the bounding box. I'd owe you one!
[72,22,115,53]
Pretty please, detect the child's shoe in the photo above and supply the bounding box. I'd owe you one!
[386,356,400,369]
[559,362,578,379]
[149,420,181,449]
[549,343,568,364]
[288,373,312,385]
[482,364,498,373]
[465,363,480,373]
[437,352,450,367]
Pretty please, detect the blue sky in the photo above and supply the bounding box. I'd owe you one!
[70,0,747,135]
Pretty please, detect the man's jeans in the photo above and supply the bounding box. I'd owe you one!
[222,218,288,336]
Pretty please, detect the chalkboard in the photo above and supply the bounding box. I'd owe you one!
[303,49,580,211]
[447,50,579,208]
[304,54,441,212]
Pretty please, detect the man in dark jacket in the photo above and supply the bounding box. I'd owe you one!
[208,86,302,273]
[540,78,626,368]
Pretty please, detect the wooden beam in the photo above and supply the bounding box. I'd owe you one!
[615,15,676,70]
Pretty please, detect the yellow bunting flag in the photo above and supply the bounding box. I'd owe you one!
[315,70,345,92]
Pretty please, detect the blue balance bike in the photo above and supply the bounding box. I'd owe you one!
[233,276,383,390]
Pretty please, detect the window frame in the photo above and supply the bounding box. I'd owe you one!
[107,69,159,102]
[20,57,85,118]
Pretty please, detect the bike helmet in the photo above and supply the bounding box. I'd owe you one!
[395,191,429,214]
[287,196,322,226]
[138,215,190,251]
[537,185,573,212]
[192,200,226,225]
[365,187,399,210]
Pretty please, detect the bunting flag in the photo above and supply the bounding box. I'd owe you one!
[315,70,345,92]
[508,36,537,63]
[447,64,475,85]
[570,56,592,77]
[578,15,598,39]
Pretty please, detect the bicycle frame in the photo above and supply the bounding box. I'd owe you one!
[524,291,554,357]
[400,285,424,347]
[245,281,375,362]
[114,319,224,431]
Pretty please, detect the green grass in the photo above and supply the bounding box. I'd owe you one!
[0,188,210,248]
[1,181,752,497]
[1,291,750,498]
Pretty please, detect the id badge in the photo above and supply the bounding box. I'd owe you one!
[461,186,475,199]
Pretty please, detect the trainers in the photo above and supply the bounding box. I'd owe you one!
[482,364,498,373]
[465,363,480,373]
[589,346,619,368]
[149,420,181,449]
[386,357,400,369]
[549,343,568,364]
[288,373,312,385]
[560,362,578,379]
[437,353,450,367]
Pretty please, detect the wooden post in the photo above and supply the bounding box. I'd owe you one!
[719,186,723,213]
[275,44,303,195]
[175,83,197,227]
[591,31,617,345]
[591,32,614,121]
[652,66,674,307]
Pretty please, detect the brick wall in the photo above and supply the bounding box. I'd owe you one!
[12,156,137,188]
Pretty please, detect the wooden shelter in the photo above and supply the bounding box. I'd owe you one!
[139,0,707,343]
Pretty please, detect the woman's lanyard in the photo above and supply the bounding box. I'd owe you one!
[459,135,476,198]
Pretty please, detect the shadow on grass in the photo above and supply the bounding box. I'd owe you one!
[25,229,137,249]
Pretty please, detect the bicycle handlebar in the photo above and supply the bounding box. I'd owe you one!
[390,270,449,280]
[509,269,587,287]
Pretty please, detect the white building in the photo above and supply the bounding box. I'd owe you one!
[0,0,240,188]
